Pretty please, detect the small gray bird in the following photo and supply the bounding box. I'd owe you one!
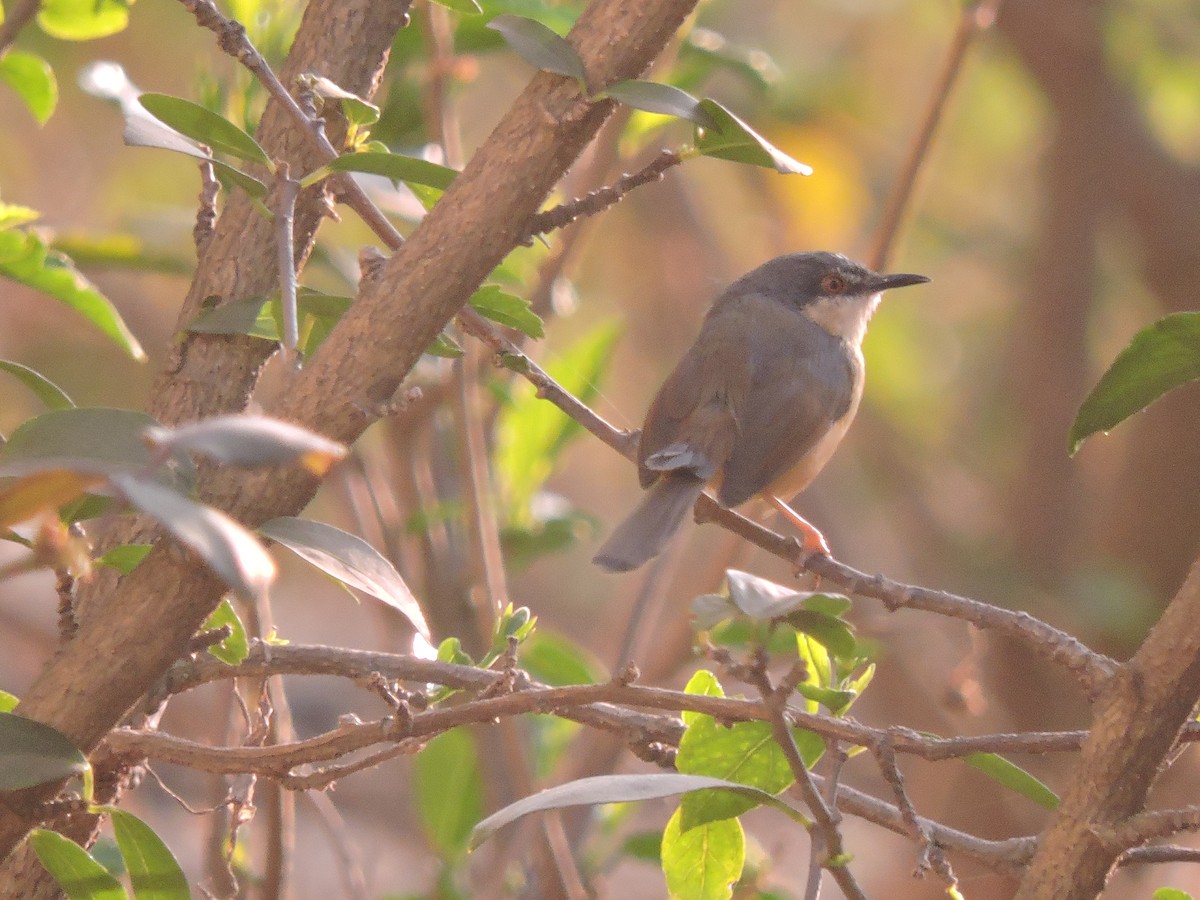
[593,251,929,573]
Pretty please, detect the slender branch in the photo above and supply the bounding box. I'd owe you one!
[0,0,39,55]
[872,733,958,889]
[522,149,684,242]
[868,0,1004,270]
[743,660,865,900]
[1095,805,1200,854]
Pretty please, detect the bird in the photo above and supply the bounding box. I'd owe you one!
[592,251,929,573]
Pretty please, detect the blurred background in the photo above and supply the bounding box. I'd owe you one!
[2,0,1199,896]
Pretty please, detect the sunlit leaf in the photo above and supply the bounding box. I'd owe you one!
[0,691,18,712]
[0,201,40,230]
[1069,312,1200,455]
[487,14,585,83]
[695,99,812,175]
[144,415,346,475]
[661,807,743,900]
[138,92,271,168]
[0,712,89,790]
[0,51,58,124]
[203,596,249,665]
[0,360,74,410]
[470,773,804,848]
[38,0,131,40]
[106,808,190,898]
[259,516,429,637]
[604,80,715,128]
[112,473,275,602]
[0,229,146,360]
[415,729,484,858]
[28,830,125,900]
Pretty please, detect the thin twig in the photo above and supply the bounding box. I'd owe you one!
[0,0,39,55]
[273,163,301,365]
[872,732,958,889]
[522,149,684,243]
[868,0,1004,270]
[304,791,369,900]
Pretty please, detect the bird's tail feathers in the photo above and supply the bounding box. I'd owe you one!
[592,475,705,573]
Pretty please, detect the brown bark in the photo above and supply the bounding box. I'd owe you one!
[0,0,699,884]
[1014,558,1200,897]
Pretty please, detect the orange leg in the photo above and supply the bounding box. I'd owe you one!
[768,495,831,557]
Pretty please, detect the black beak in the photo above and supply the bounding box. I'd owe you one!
[870,272,931,292]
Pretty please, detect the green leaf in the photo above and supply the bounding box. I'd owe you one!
[28,830,125,900]
[436,636,473,667]
[123,111,267,200]
[469,284,544,338]
[321,151,458,190]
[0,359,74,410]
[426,331,464,358]
[304,75,380,127]
[677,717,794,828]
[138,93,271,168]
[186,290,352,356]
[962,752,1059,811]
[415,730,484,859]
[1068,312,1200,455]
[603,80,715,128]
[695,99,812,175]
[430,0,482,12]
[112,473,275,603]
[107,808,190,898]
[0,229,146,360]
[259,517,429,637]
[470,773,805,849]
[661,807,744,900]
[0,712,89,790]
[782,609,857,660]
[96,543,152,574]
[0,51,58,124]
[0,690,18,712]
[203,596,249,665]
[1153,889,1193,900]
[38,0,131,40]
[0,201,40,230]
[682,669,724,727]
[487,14,586,83]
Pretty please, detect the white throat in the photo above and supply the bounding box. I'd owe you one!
[802,292,881,348]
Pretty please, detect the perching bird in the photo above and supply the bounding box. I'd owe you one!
[593,251,929,573]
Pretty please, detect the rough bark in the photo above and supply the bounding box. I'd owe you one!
[0,0,699,883]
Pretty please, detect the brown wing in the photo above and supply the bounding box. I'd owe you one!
[716,298,856,508]
[636,307,752,488]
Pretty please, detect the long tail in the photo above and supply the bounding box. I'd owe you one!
[592,475,705,573]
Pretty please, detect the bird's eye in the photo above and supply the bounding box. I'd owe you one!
[821,273,847,294]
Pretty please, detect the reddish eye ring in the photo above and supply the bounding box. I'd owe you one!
[821,274,847,294]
